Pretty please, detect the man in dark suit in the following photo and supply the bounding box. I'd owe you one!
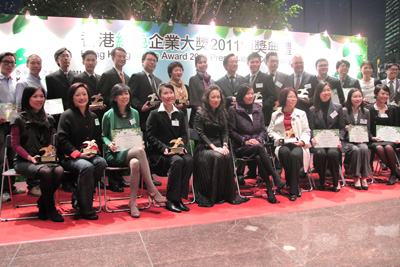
[264,51,290,97]
[382,63,400,103]
[99,47,130,108]
[309,58,345,106]
[336,59,361,90]
[245,52,277,126]
[98,47,131,192]
[129,51,162,132]
[129,51,162,187]
[215,54,247,107]
[46,47,76,111]
[289,54,313,112]
[73,50,101,95]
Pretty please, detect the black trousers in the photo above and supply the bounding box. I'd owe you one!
[278,144,303,195]
[313,147,340,187]
[166,154,193,202]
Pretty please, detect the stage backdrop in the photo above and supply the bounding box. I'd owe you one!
[0,15,367,84]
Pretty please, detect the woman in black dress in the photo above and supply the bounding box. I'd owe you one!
[11,86,64,222]
[366,84,399,185]
[194,85,248,207]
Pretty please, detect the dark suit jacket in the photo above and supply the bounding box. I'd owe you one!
[270,71,290,96]
[366,104,398,136]
[382,78,400,103]
[309,102,345,140]
[343,107,371,142]
[215,74,247,106]
[188,73,215,107]
[72,72,101,95]
[99,68,130,108]
[309,75,345,106]
[146,108,188,171]
[46,69,76,110]
[289,71,313,111]
[341,75,361,89]
[129,71,162,131]
[245,72,277,125]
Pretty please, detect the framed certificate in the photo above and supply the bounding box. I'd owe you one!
[313,129,340,148]
[349,125,369,143]
[331,89,340,104]
[112,127,142,151]
[44,98,64,115]
[376,125,400,142]
[0,103,18,122]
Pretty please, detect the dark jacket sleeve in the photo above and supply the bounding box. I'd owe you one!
[146,111,168,154]
[228,106,247,145]
[129,73,143,111]
[194,111,212,147]
[57,111,80,157]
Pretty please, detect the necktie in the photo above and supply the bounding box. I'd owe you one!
[120,72,125,84]
[149,74,157,94]
[271,73,275,82]
[90,75,96,84]
[250,75,256,86]
[229,76,235,90]
[389,81,394,101]
[295,75,300,90]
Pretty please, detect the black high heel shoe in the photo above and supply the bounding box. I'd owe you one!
[267,190,277,204]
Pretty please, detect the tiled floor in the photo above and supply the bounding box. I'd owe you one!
[1,197,399,266]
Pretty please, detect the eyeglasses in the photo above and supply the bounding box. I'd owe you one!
[145,58,157,63]
[59,54,70,59]
[389,68,399,72]
[268,60,279,63]
[317,64,328,68]
[1,60,16,65]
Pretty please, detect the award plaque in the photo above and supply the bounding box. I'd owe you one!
[284,128,297,143]
[147,93,160,106]
[0,103,18,122]
[254,92,263,106]
[38,145,57,163]
[297,88,309,99]
[83,140,99,154]
[91,93,103,106]
[169,137,184,153]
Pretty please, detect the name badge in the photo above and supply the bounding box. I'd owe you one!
[305,83,311,89]
[95,118,100,126]
[330,110,338,119]
[360,119,367,124]
[256,83,263,88]
[130,118,136,125]
[172,119,179,126]
[275,81,283,88]
[378,113,388,118]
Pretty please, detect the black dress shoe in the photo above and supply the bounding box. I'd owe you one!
[81,213,98,220]
[354,185,362,190]
[289,194,297,201]
[119,180,130,187]
[387,175,397,185]
[333,188,341,192]
[297,186,302,197]
[237,175,245,186]
[361,185,369,190]
[152,177,162,186]
[107,184,124,192]
[178,201,190,211]
[165,201,181,213]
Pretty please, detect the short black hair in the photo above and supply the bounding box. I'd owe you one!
[111,47,126,57]
[82,50,97,60]
[142,51,158,62]
[54,47,71,62]
[236,83,253,106]
[336,59,350,69]
[27,54,41,64]
[158,82,175,96]
[265,51,278,62]
[279,87,297,109]
[223,54,236,66]
[167,62,184,78]
[0,52,16,62]
[315,58,328,68]
[360,61,374,70]
[374,84,390,96]
[247,52,261,62]
[385,62,399,71]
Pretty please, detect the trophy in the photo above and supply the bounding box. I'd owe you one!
[254,92,263,106]
[297,88,309,99]
[176,91,188,104]
[82,140,99,154]
[284,128,297,143]
[147,93,160,106]
[169,137,185,153]
[91,93,103,106]
[38,145,57,163]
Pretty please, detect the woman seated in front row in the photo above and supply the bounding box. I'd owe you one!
[102,84,166,218]
[11,86,64,222]
[343,88,371,190]
[308,82,345,192]
[366,84,399,185]
[146,83,193,213]
[228,83,284,204]
[194,85,248,207]
[268,87,311,201]
[57,82,107,220]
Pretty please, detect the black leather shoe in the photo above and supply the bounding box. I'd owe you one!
[178,201,190,211]
[333,188,341,192]
[318,185,326,191]
[387,175,397,185]
[237,175,245,186]
[107,185,124,192]
[289,194,297,201]
[47,207,64,222]
[152,176,162,186]
[361,185,369,190]
[119,180,130,187]
[277,182,286,190]
[81,213,98,220]
[165,201,181,213]
[297,186,302,197]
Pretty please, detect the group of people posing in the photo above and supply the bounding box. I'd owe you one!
[0,47,399,222]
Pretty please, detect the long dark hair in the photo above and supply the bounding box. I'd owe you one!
[201,85,228,125]
[345,88,365,115]
[67,82,91,110]
[313,82,331,112]
[236,83,253,107]
[21,86,46,114]
[110,83,132,118]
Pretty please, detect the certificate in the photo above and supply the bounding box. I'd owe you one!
[376,125,400,142]
[0,103,17,122]
[112,128,142,151]
[349,125,369,143]
[313,129,340,148]
[331,89,340,104]
[44,98,64,115]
